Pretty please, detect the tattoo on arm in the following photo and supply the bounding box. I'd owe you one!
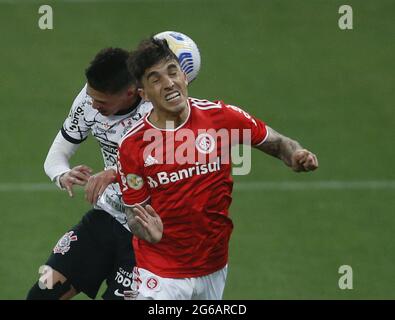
[256,126,302,167]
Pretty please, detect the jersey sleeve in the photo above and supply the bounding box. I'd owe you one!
[220,101,268,146]
[61,84,91,144]
[117,140,150,206]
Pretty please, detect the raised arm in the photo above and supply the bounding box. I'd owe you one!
[44,85,94,196]
[255,126,318,172]
[44,131,92,197]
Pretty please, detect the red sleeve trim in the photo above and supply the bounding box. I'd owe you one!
[254,125,269,146]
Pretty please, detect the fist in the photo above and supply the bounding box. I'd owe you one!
[291,149,318,172]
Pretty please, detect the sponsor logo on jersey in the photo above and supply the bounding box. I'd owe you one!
[114,289,124,297]
[100,142,118,155]
[126,174,144,190]
[147,157,220,188]
[114,267,138,299]
[195,133,215,154]
[147,176,159,188]
[53,231,78,255]
[69,105,84,131]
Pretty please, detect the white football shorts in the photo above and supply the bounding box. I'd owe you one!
[129,265,228,300]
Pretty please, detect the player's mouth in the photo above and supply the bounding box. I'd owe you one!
[165,91,181,102]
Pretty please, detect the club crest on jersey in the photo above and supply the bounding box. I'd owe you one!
[53,231,78,255]
[126,174,144,190]
[195,133,215,154]
[146,277,159,290]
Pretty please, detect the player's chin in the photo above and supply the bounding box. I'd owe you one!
[165,100,187,113]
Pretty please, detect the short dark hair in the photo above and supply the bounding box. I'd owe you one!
[85,47,134,94]
[127,37,179,86]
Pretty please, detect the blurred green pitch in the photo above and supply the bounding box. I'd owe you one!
[0,0,394,299]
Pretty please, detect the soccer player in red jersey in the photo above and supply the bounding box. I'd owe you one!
[117,37,318,300]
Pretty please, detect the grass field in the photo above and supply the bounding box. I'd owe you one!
[0,0,394,299]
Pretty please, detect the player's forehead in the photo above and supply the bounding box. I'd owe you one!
[87,84,103,97]
[144,58,181,78]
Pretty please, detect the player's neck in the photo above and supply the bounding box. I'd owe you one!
[149,104,190,129]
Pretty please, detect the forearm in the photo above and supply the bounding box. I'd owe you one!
[275,136,303,167]
[256,127,303,167]
[44,131,79,187]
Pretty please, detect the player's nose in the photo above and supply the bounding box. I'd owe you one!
[163,76,175,89]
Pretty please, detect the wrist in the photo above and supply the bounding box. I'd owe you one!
[105,168,117,182]
[56,171,69,189]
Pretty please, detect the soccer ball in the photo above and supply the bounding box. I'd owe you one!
[154,31,201,83]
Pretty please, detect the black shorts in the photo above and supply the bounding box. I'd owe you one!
[46,209,135,300]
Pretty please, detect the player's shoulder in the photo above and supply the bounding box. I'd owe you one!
[118,117,148,149]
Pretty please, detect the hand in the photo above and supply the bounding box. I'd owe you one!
[60,165,93,197]
[85,169,117,205]
[132,204,163,244]
[291,149,319,172]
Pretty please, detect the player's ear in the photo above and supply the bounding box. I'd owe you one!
[183,72,188,86]
[126,85,136,97]
[138,88,149,101]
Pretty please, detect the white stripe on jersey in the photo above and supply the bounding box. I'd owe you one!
[190,98,222,110]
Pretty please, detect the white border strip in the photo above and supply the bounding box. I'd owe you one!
[1,181,395,192]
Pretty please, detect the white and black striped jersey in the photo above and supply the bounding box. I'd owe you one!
[61,84,152,229]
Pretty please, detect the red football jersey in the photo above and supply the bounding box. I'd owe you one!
[117,98,268,278]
